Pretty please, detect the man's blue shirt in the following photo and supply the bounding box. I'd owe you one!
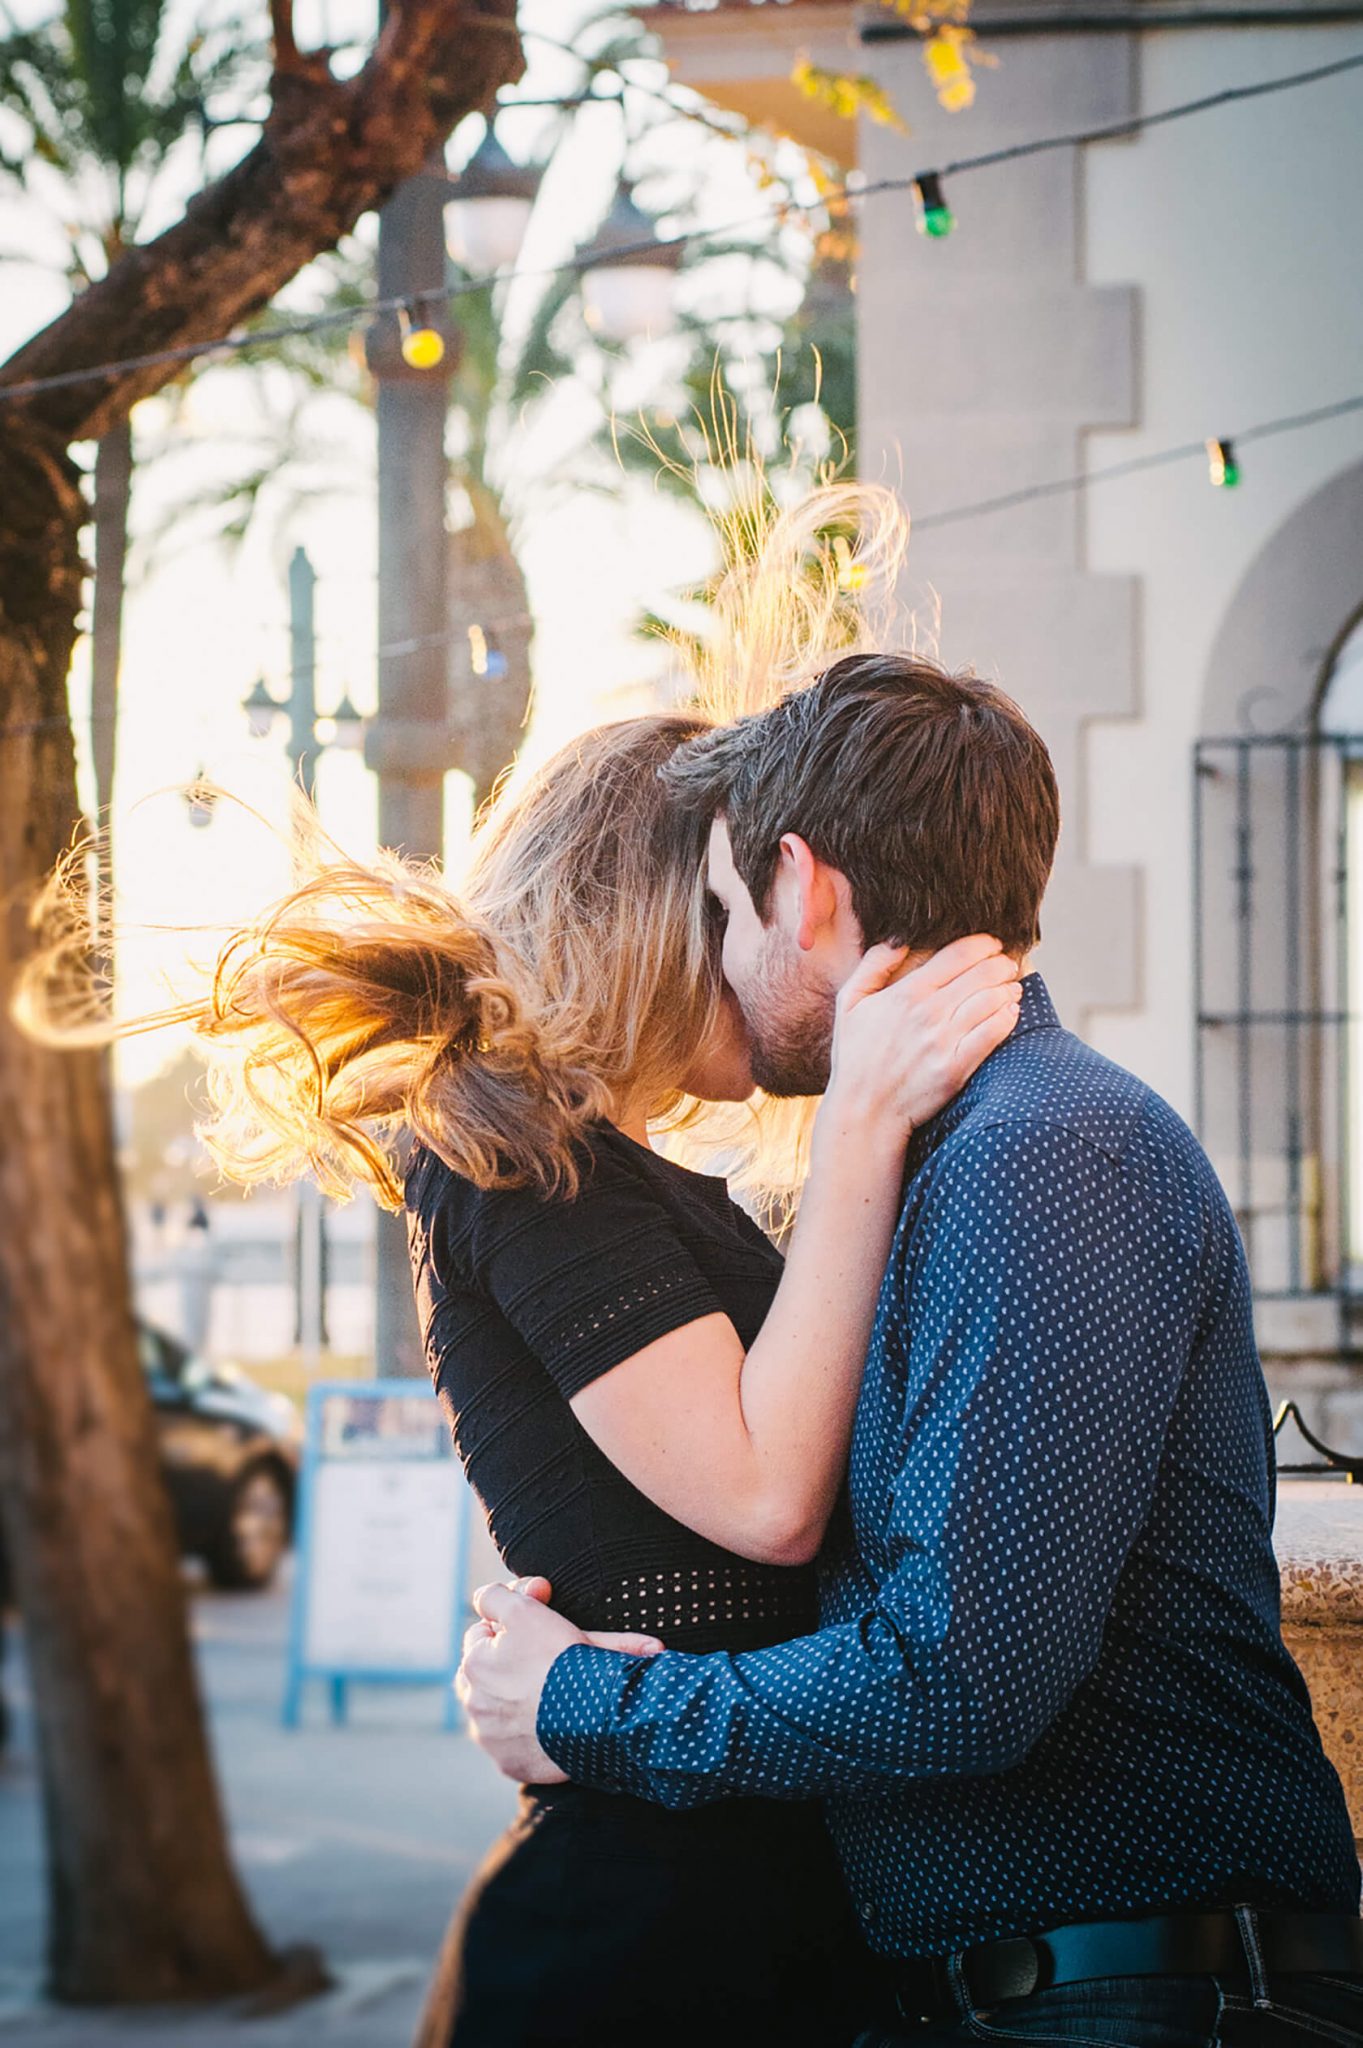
[538,976,1360,1956]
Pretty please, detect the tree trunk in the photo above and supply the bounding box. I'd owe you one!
[0,0,522,2003]
[90,416,130,985]
[0,418,276,2003]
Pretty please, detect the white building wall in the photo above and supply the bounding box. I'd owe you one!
[1082,26,1363,1117]
[854,22,1363,1111]
[855,30,1145,1048]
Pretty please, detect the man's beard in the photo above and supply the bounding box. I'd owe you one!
[737,936,837,1098]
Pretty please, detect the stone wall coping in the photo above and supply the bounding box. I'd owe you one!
[1274,1478,1363,1627]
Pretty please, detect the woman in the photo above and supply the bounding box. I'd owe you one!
[391,711,1019,2048]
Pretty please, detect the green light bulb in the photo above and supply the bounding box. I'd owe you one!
[914,174,954,241]
[1206,438,1240,488]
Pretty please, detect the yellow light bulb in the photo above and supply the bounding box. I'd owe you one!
[401,325,446,370]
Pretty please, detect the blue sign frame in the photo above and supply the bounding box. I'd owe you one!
[283,1379,474,1730]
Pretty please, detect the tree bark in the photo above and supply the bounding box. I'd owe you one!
[90,415,130,987]
[0,0,522,2004]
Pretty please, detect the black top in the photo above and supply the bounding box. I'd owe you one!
[404,1123,818,1653]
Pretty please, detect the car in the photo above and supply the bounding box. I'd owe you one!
[137,1321,302,1590]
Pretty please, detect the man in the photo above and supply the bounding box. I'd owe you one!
[459,654,1363,2043]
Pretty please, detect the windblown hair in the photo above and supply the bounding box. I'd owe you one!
[13,478,919,1216]
[14,716,724,1209]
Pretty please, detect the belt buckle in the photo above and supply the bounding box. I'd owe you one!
[893,1958,951,2029]
[964,1936,1043,2006]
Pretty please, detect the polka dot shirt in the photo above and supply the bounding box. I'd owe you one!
[538,975,1361,1958]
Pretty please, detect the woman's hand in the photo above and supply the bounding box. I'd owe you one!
[825,934,1021,1137]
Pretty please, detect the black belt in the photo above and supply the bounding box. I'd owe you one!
[892,1909,1363,2025]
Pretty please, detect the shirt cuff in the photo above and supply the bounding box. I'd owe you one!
[537,1641,639,1789]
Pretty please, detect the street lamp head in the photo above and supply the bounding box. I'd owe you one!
[577,180,682,344]
[446,122,541,274]
[243,674,283,741]
[327,689,366,752]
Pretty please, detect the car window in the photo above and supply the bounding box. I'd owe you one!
[139,1326,186,1387]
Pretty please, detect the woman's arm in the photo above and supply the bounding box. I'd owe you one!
[569,937,1021,1565]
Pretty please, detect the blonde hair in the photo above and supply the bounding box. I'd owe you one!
[17,716,721,1209]
[13,480,912,1216]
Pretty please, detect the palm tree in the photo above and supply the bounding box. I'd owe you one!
[0,0,266,972]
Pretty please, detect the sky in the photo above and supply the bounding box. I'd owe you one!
[0,0,807,1085]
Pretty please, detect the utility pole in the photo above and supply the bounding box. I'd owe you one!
[365,160,456,1380]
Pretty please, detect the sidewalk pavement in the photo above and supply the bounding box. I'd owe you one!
[0,1561,518,2048]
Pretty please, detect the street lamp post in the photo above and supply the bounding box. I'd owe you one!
[237,544,364,1375]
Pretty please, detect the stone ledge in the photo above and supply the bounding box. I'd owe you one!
[1274,1479,1363,1841]
[1275,1479,1363,1626]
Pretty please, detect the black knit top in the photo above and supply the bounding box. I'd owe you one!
[404,1124,818,1653]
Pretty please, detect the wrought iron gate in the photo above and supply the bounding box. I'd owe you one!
[1193,732,1363,1311]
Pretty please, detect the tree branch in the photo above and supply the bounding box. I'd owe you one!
[268,0,304,76]
[0,0,523,444]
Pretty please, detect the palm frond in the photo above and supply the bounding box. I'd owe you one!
[0,19,85,172]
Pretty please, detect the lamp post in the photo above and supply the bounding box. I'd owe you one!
[236,544,363,1375]
[363,117,544,1380]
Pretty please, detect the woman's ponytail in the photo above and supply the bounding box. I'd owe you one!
[13,835,612,1211]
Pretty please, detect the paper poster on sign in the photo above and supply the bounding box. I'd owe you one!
[284,1381,474,1728]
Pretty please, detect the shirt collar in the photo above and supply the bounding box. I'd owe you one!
[1010,970,1060,1040]
[901,971,1060,1178]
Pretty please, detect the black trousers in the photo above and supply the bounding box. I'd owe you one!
[412,1784,869,2048]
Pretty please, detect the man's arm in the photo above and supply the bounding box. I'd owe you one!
[529,1119,1211,1808]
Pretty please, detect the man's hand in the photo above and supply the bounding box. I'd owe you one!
[457,1578,663,1783]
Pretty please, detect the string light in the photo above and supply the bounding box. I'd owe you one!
[913,173,954,239]
[833,534,871,590]
[912,393,1362,531]
[1206,438,1241,488]
[1,51,1360,409]
[398,303,446,371]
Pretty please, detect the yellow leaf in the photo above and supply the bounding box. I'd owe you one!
[923,25,981,110]
[791,55,909,133]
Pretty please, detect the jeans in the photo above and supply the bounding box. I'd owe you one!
[856,1911,1363,2046]
[858,1975,1363,2045]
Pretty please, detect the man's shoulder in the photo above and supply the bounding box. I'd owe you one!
[922,1026,1212,1200]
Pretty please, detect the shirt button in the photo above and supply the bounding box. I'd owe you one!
[859,1900,875,1924]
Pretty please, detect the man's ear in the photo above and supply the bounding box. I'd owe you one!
[777,834,842,953]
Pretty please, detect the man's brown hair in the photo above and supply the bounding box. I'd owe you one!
[663,653,1060,955]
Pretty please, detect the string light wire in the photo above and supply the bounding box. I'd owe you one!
[1,49,1360,408]
[913,393,1363,530]
[1,387,1359,746]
